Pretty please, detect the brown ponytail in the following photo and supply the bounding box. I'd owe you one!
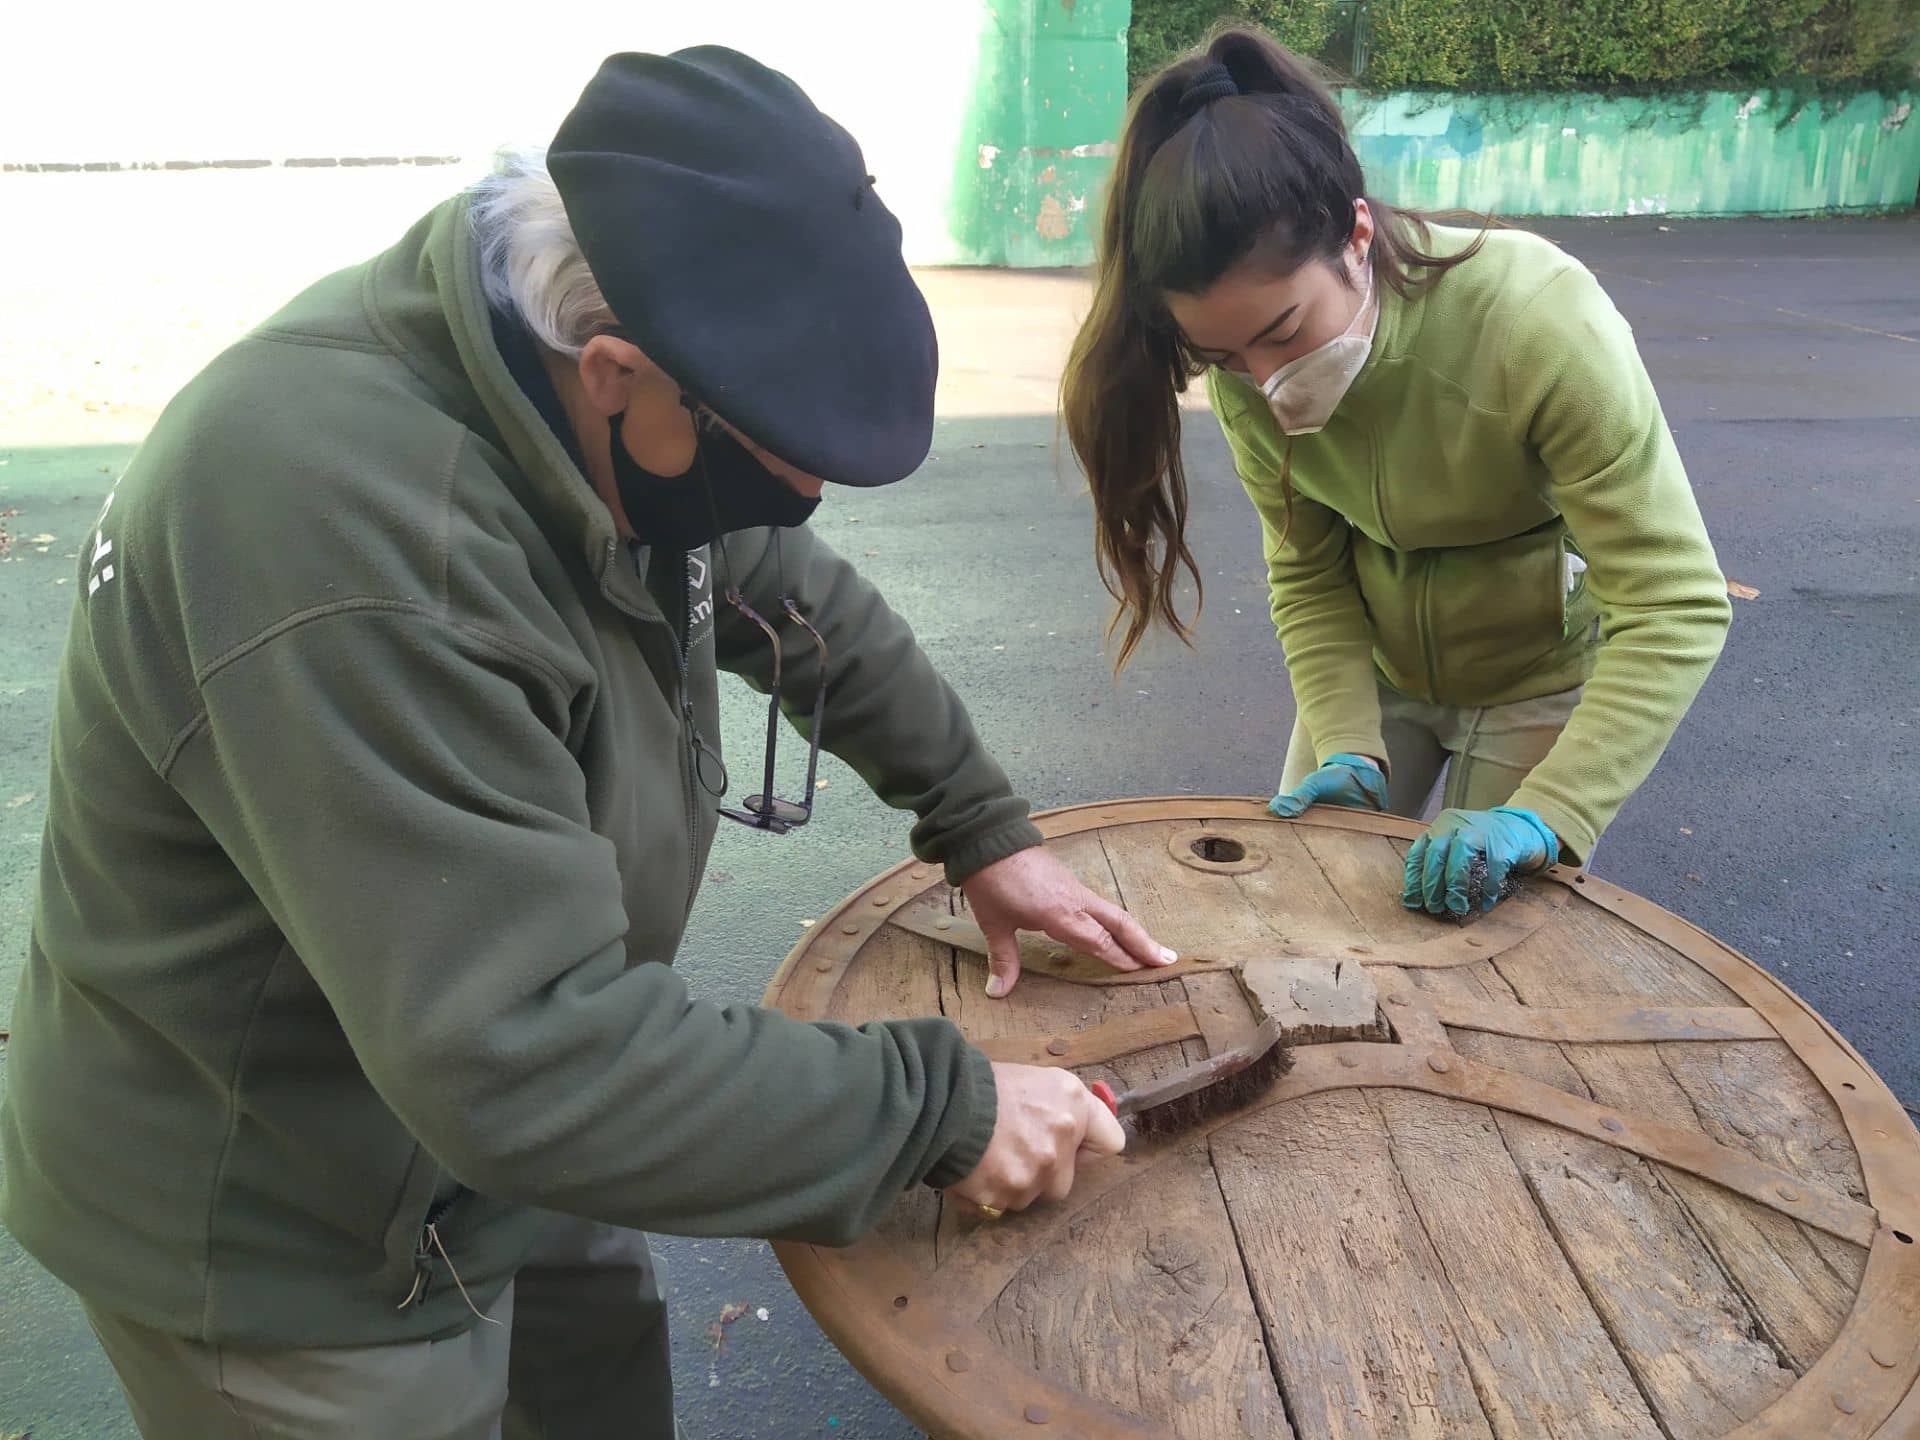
[1063,25,1487,669]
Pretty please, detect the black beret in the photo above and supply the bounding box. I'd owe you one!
[548,47,938,488]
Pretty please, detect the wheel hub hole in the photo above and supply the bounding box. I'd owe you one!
[1191,835,1248,865]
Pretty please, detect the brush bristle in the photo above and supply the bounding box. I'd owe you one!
[1129,1043,1294,1140]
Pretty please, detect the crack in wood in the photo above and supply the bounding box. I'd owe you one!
[1360,1087,1507,1437]
[1206,1135,1304,1440]
[1653,1167,1806,1378]
[1499,1113,1684,1440]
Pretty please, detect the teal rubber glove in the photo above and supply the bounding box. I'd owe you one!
[1402,806,1560,917]
[1269,753,1388,819]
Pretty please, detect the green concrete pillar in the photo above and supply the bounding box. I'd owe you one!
[944,0,1131,267]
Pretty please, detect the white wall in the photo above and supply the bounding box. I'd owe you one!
[5,1,991,258]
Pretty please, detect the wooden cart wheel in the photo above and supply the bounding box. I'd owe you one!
[763,799,1920,1439]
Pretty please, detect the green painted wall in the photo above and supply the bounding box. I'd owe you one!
[939,0,1132,267]
[1347,89,1920,219]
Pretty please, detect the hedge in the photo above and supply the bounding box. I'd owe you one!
[1127,0,1920,90]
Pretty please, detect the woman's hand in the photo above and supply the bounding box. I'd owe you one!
[961,846,1176,998]
[1269,753,1388,818]
[1402,806,1560,916]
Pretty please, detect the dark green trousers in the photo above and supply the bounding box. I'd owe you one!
[84,1215,678,1440]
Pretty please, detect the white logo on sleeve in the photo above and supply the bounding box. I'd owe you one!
[86,490,119,598]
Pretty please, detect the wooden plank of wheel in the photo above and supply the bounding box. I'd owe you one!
[763,798,1920,1439]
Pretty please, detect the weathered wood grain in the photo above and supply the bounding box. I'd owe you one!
[986,1142,1292,1439]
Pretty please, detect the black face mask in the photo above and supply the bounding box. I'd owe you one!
[608,411,820,553]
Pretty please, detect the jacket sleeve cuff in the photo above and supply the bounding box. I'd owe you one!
[1507,791,1597,869]
[1315,732,1390,775]
[920,812,1046,888]
[920,1045,998,1190]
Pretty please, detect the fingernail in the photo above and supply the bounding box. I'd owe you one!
[1157,946,1179,965]
[985,973,1009,999]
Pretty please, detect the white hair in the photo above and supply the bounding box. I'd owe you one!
[466,149,617,357]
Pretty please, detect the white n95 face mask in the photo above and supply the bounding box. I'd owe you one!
[1261,266,1377,436]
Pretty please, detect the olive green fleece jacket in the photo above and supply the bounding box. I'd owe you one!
[1207,227,1731,861]
[1,197,1040,1347]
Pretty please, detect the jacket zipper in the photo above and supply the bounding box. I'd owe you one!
[1417,553,1440,702]
[398,1188,467,1310]
[632,545,703,916]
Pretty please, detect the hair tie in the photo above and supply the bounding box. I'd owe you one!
[1177,63,1239,119]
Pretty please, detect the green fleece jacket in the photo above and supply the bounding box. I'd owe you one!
[1,197,1037,1346]
[1207,226,1731,861]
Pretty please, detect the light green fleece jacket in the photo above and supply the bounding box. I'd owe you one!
[1207,226,1731,862]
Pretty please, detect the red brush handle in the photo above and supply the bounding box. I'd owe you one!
[1089,1080,1118,1115]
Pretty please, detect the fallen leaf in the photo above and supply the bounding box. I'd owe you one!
[1727,579,1760,600]
[6,793,34,809]
[717,1301,750,1325]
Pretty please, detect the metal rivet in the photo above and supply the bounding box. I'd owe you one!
[1427,1054,1452,1074]
[1464,937,1483,948]
[1600,1117,1625,1134]
[1834,1395,1858,1416]
[910,868,929,880]
[934,917,953,931]
[1338,1054,1361,1069]
[1024,1403,1051,1424]
[1046,1039,1070,1057]
[871,895,892,908]
[814,960,834,972]
[1777,1185,1800,1203]
[1388,993,1409,1005]
[945,1350,972,1373]
[841,923,861,936]
[1869,1345,1898,1369]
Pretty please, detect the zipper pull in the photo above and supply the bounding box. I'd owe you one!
[397,1246,432,1309]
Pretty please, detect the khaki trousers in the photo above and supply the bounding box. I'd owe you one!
[83,1215,679,1440]
[1282,678,1584,821]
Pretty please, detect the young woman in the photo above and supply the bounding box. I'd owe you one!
[1063,27,1731,916]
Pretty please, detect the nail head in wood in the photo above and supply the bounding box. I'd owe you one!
[1046,1039,1070,1057]
[814,960,834,972]
[1338,1053,1361,1068]
[1869,1345,1898,1369]
[871,895,891,907]
[1833,1395,1857,1415]
[1776,1185,1800,1202]
[944,1349,971,1373]
[1427,1054,1452,1074]
[1600,1117,1625,1134]
[1024,1403,1051,1424]
[934,917,953,931]
[841,923,861,936]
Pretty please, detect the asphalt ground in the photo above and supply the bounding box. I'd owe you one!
[1,169,1915,1436]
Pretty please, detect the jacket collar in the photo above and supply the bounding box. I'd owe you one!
[362,196,660,621]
